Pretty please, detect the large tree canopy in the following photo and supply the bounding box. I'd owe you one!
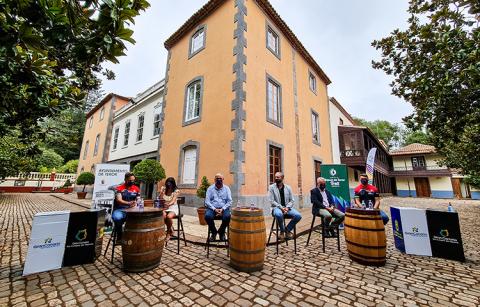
[0,0,150,138]
[372,0,480,186]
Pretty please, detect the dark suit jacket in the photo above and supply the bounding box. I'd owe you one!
[310,188,334,215]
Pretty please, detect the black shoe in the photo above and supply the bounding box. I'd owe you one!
[219,233,226,242]
[209,233,217,242]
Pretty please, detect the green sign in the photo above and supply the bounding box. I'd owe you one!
[320,164,350,211]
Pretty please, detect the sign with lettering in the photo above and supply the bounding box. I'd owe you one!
[426,209,465,262]
[320,164,350,212]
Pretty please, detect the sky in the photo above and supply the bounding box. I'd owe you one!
[100,0,413,123]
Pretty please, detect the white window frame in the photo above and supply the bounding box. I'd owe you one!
[189,25,206,58]
[309,72,317,93]
[93,134,100,156]
[153,110,161,136]
[83,141,89,160]
[183,78,203,126]
[89,116,93,128]
[124,120,130,147]
[266,74,282,127]
[266,24,281,59]
[112,127,119,150]
[311,110,320,145]
[136,114,144,142]
[99,107,105,121]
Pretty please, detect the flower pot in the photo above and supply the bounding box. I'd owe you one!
[197,207,207,225]
[77,191,87,199]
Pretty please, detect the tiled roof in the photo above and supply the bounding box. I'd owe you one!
[86,93,131,119]
[390,143,436,156]
[163,0,331,85]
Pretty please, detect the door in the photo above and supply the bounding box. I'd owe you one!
[414,177,431,197]
[451,178,462,199]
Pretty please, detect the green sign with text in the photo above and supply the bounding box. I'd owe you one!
[320,164,350,211]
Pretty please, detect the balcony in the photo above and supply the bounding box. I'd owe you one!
[390,165,452,177]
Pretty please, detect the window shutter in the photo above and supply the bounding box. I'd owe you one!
[182,148,197,184]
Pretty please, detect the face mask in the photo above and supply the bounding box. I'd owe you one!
[166,182,172,188]
[319,184,326,190]
[361,178,368,185]
[215,179,223,185]
[126,181,134,187]
[275,179,282,184]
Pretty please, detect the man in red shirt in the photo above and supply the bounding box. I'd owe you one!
[354,173,389,225]
[112,172,140,238]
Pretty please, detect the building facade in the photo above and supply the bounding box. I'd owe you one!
[390,143,479,199]
[77,94,130,174]
[158,0,334,211]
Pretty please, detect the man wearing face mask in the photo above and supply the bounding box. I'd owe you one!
[268,172,302,240]
[354,174,389,225]
[111,172,140,239]
[204,173,232,242]
[310,177,345,236]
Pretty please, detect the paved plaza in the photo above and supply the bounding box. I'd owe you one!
[1,194,479,306]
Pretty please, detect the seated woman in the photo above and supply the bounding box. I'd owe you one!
[159,177,180,241]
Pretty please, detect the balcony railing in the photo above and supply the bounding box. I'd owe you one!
[340,149,366,157]
[392,165,448,171]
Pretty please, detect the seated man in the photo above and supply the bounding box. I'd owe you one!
[354,173,389,225]
[268,172,302,240]
[204,173,232,242]
[310,177,345,236]
[111,172,140,239]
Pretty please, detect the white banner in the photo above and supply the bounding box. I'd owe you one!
[23,211,70,276]
[400,208,432,256]
[92,164,130,204]
[365,148,377,184]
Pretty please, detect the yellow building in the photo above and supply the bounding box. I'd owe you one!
[390,143,480,199]
[77,93,130,175]
[159,0,334,210]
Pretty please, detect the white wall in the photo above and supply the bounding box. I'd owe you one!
[329,100,355,164]
[108,91,163,162]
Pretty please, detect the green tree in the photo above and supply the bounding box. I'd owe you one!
[196,176,211,199]
[76,172,95,192]
[133,159,166,198]
[37,148,64,171]
[0,0,150,148]
[58,160,79,174]
[372,0,480,186]
[0,132,37,179]
[401,129,432,147]
[353,117,401,149]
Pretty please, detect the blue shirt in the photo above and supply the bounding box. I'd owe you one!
[205,184,232,210]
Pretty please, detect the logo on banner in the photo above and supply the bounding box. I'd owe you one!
[329,168,337,176]
[33,238,61,249]
[432,228,458,244]
[75,229,88,241]
[439,229,449,237]
[393,219,403,239]
[405,225,428,237]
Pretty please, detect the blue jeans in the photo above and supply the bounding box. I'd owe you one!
[380,210,389,225]
[112,207,128,231]
[205,208,231,235]
[272,207,302,233]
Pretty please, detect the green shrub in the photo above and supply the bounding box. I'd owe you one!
[132,159,166,184]
[58,160,79,174]
[196,176,211,199]
[37,148,64,172]
[76,172,95,192]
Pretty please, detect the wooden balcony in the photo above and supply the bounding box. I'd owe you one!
[390,165,452,177]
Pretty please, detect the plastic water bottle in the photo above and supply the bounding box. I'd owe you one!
[138,197,144,210]
[368,200,373,210]
[154,196,160,208]
[361,200,366,209]
[250,203,255,211]
[447,203,454,212]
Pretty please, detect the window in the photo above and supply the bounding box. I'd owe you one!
[269,145,282,184]
[184,78,203,125]
[411,156,426,169]
[89,116,93,128]
[311,110,320,144]
[136,114,144,142]
[112,127,119,150]
[314,160,322,182]
[80,167,84,173]
[153,114,161,136]
[182,146,197,184]
[83,141,89,160]
[309,72,317,93]
[266,25,280,58]
[124,121,130,146]
[189,26,206,58]
[93,134,100,156]
[339,118,344,125]
[266,76,282,126]
[99,107,105,121]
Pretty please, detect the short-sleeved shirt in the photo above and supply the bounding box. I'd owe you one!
[114,183,140,208]
[354,184,379,205]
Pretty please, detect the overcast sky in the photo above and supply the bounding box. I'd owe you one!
[100,0,413,123]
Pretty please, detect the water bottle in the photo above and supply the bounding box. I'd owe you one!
[136,196,141,207]
[361,200,366,209]
[138,197,144,210]
[154,196,160,208]
[236,200,240,209]
[250,203,255,211]
[368,200,373,210]
[351,200,356,208]
[447,203,454,212]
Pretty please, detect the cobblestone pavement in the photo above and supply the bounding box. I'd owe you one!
[1,193,479,307]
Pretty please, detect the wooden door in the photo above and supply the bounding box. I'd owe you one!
[451,178,462,199]
[414,177,431,197]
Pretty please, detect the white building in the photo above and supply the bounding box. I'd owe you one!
[107,80,165,197]
[328,97,357,164]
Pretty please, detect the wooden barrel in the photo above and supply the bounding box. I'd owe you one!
[344,208,386,266]
[229,207,266,272]
[122,208,165,272]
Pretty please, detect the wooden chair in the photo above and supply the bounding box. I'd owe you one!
[267,215,297,255]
